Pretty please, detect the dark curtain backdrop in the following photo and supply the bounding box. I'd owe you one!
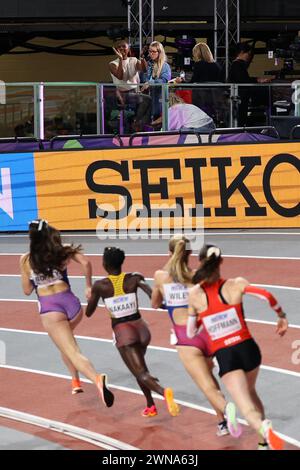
[0,0,299,19]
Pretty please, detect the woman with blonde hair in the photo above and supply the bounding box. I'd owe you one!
[142,41,171,119]
[152,235,241,438]
[191,42,222,83]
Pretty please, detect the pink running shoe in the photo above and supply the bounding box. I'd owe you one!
[141,405,158,418]
[225,402,243,438]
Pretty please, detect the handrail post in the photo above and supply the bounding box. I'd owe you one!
[230,84,239,128]
[293,81,300,117]
[97,83,105,134]
[34,83,44,140]
[161,84,169,131]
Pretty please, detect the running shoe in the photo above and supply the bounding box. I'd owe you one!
[257,442,270,450]
[164,388,180,417]
[141,405,158,418]
[216,420,230,436]
[224,402,243,438]
[260,419,284,451]
[96,374,115,408]
[71,378,83,395]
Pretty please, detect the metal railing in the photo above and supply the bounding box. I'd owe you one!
[0,81,299,139]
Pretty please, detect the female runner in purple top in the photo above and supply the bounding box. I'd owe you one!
[20,219,114,407]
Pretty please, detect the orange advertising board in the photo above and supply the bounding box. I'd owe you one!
[34,143,300,229]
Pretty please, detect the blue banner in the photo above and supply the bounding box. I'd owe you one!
[0,153,38,231]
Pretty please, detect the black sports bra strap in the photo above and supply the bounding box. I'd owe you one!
[218,280,229,305]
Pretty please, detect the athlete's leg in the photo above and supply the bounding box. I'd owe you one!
[60,309,83,381]
[41,311,98,383]
[42,311,114,406]
[246,367,268,446]
[221,368,263,432]
[177,346,226,422]
[118,343,165,397]
[246,367,265,418]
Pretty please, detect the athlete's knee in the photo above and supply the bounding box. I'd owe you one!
[62,343,81,358]
[136,370,152,383]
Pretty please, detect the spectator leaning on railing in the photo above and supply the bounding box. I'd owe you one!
[152,93,216,133]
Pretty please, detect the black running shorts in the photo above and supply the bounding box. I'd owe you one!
[214,338,262,378]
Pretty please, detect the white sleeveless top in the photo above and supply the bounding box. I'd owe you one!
[110,57,140,91]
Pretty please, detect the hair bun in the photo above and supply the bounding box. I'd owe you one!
[206,246,221,259]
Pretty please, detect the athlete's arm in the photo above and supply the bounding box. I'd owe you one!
[72,252,93,300]
[133,273,152,299]
[186,286,199,338]
[19,254,34,295]
[151,271,164,308]
[85,281,103,317]
[186,309,198,338]
[238,278,288,337]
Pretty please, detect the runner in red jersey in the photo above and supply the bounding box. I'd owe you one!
[187,244,288,451]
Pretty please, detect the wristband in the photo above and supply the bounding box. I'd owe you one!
[278,312,287,319]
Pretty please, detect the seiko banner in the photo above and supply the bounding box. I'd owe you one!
[0,142,299,230]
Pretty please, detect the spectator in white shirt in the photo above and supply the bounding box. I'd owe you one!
[109,40,151,132]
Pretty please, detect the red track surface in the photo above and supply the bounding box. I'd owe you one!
[1,255,300,287]
[0,302,299,374]
[0,254,299,450]
[0,369,297,451]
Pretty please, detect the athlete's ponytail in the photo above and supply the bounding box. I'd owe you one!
[192,245,222,284]
[29,220,81,276]
[166,236,192,284]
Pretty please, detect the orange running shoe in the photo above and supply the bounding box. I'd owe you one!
[164,388,180,417]
[71,378,83,395]
[141,405,158,418]
[96,374,114,408]
[261,420,284,451]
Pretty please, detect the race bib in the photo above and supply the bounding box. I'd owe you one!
[202,308,242,341]
[104,293,137,319]
[163,283,189,307]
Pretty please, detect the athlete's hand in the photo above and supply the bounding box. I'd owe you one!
[276,317,288,337]
[85,287,92,301]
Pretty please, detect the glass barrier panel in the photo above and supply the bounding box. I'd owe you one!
[43,85,97,139]
[0,86,34,138]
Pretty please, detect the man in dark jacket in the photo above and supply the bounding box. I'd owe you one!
[229,43,272,126]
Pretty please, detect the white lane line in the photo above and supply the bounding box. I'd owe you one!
[0,232,299,238]
[0,299,300,329]
[0,252,300,260]
[0,275,299,291]
[1,364,299,449]
[0,407,138,451]
[0,328,299,378]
